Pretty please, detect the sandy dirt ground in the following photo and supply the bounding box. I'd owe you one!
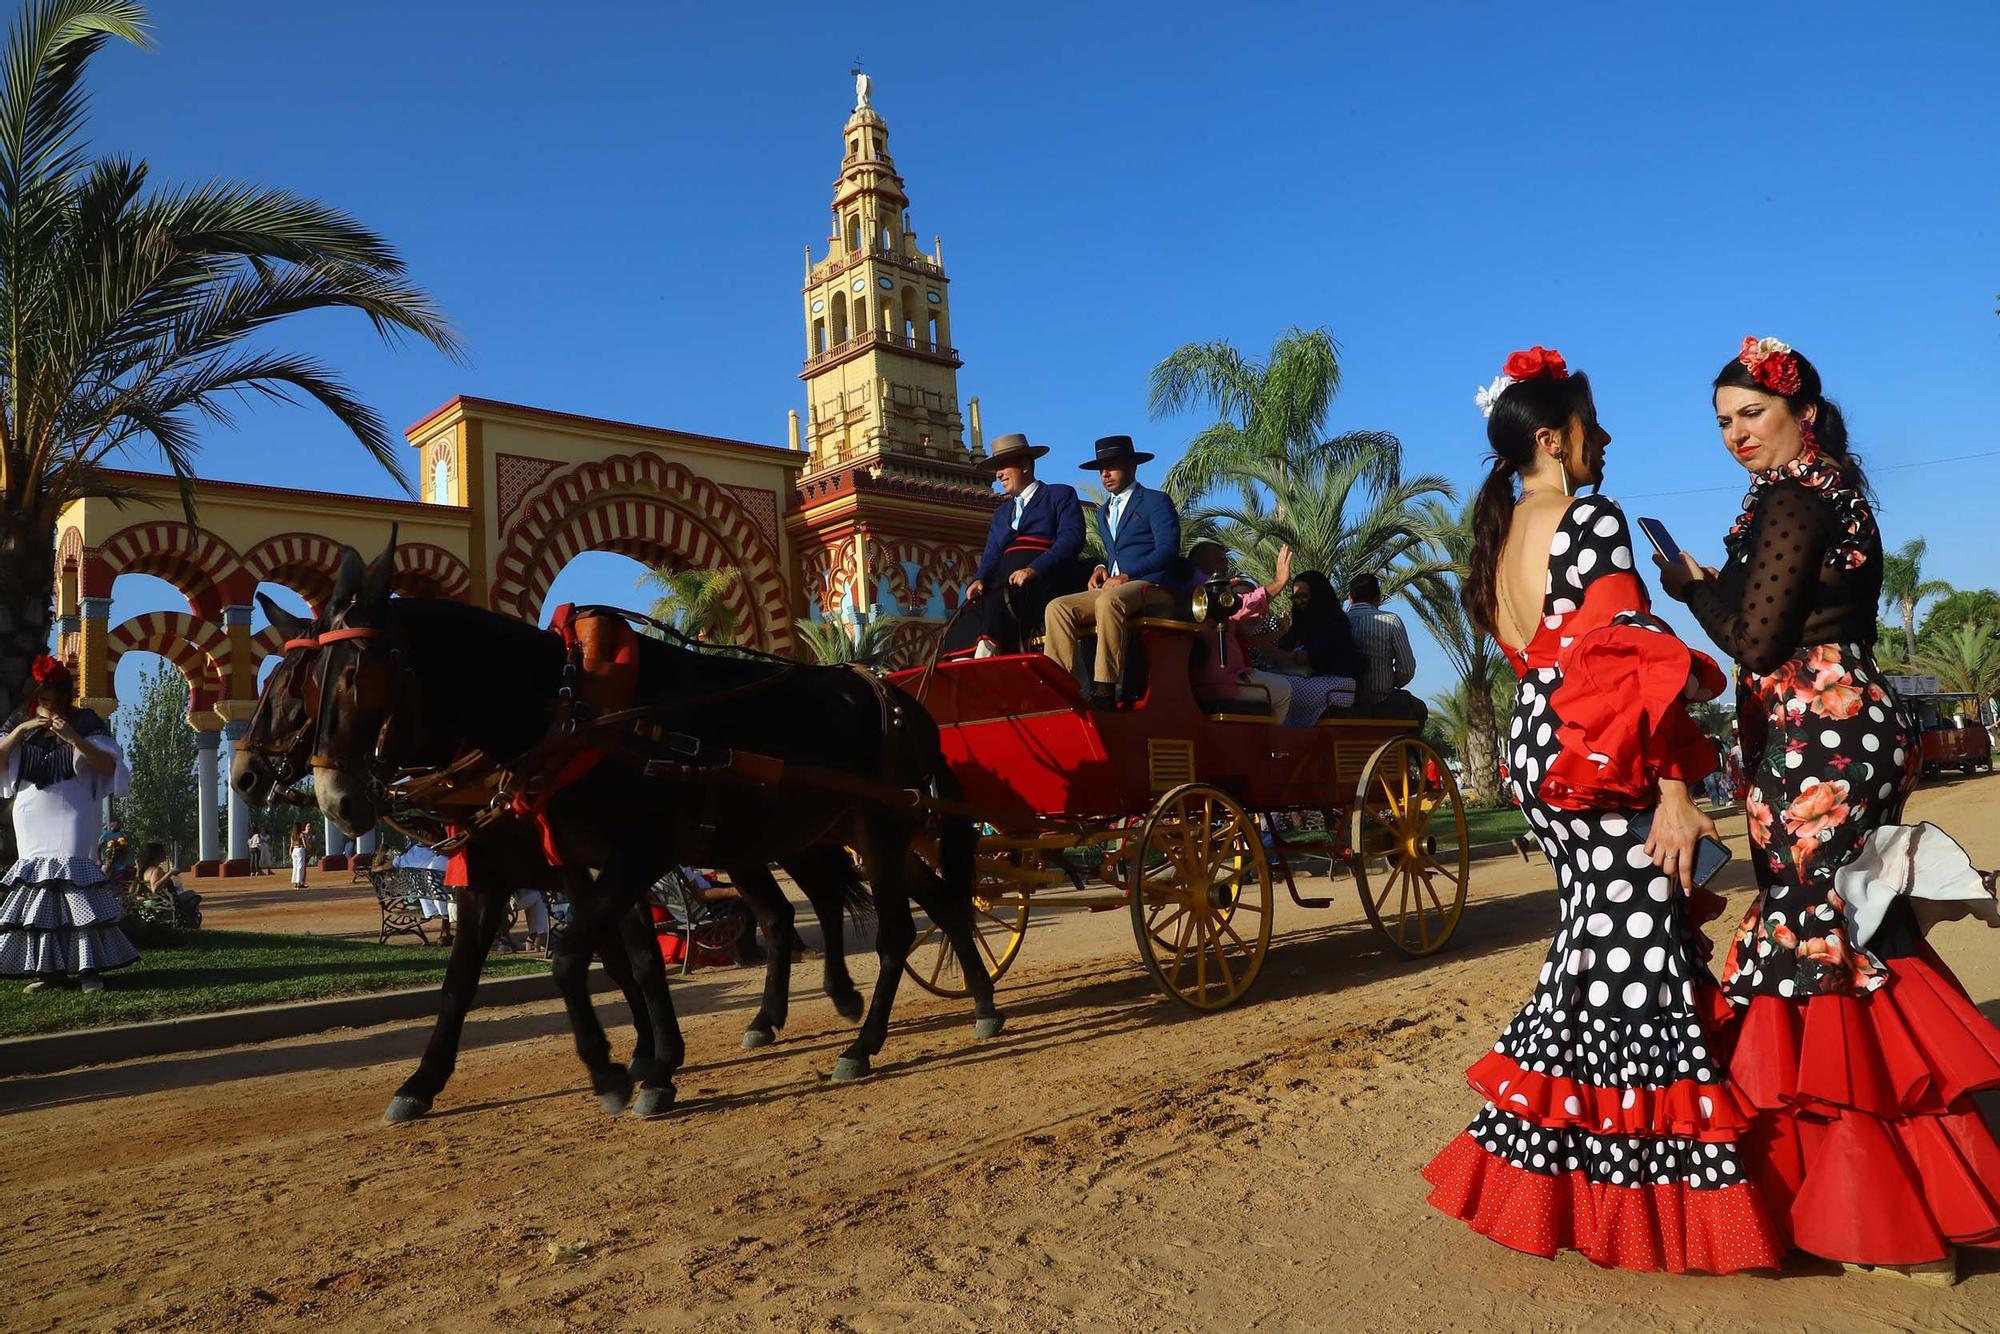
[6,776,2000,1332]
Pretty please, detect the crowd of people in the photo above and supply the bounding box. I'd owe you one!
[1422,339,2000,1276]
[946,429,1426,727]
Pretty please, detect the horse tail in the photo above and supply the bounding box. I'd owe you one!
[934,768,978,908]
[828,845,876,927]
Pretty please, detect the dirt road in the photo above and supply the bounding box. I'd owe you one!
[7,777,1999,1332]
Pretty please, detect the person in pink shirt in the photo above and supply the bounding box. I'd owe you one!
[1188,542,1295,720]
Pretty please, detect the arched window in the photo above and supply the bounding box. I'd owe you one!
[813,318,827,354]
[846,214,861,253]
[853,296,867,337]
[900,287,920,342]
[831,293,849,345]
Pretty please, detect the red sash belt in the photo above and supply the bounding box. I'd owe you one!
[1004,535,1052,553]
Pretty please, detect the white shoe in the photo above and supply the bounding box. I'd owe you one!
[22,979,49,994]
[79,976,105,993]
[973,639,997,659]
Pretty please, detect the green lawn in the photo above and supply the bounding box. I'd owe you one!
[0,928,548,1039]
[1279,803,1530,852]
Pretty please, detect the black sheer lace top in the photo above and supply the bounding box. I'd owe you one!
[1681,477,1882,676]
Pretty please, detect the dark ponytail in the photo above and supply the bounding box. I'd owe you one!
[1463,371,1598,638]
[1712,348,1869,497]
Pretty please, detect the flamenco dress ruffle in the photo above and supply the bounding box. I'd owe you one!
[0,853,139,977]
[1424,548,1785,1273]
[1726,944,2000,1263]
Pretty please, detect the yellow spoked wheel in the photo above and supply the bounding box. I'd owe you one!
[1129,783,1273,1011]
[904,842,1033,998]
[1349,736,1469,957]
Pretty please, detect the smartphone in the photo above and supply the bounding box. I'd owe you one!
[1636,517,1682,565]
[1628,809,1732,889]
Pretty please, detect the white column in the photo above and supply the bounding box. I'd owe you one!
[324,816,344,859]
[224,720,251,863]
[357,828,377,855]
[194,728,221,863]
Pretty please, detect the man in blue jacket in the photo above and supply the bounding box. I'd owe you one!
[1043,436,1183,706]
[944,433,1087,656]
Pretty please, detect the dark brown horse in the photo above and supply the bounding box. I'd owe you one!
[231,588,874,1122]
[299,539,999,1116]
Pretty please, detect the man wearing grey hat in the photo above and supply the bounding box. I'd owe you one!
[944,433,1086,656]
[1043,436,1182,707]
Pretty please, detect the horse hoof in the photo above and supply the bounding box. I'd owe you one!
[974,1015,1006,1040]
[629,1086,674,1119]
[382,1095,431,1124]
[830,1055,871,1082]
[741,1028,775,1050]
[831,992,864,1023]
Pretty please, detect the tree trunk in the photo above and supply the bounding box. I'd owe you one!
[1463,670,1502,807]
[1901,596,1917,665]
[0,509,59,866]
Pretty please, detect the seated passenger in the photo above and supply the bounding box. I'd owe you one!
[1344,571,1429,725]
[1044,436,1182,708]
[1250,569,1359,725]
[1188,542,1298,720]
[945,432,1087,657]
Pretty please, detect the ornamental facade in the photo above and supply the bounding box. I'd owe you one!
[49,80,995,875]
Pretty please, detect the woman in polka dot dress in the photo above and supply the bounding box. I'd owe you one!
[1663,338,2000,1268]
[1423,348,1784,1273]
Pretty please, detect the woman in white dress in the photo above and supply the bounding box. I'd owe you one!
[0,657,136,992]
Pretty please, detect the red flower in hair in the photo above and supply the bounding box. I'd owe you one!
[1738,336,1801,396]
[30,654,70,684]
[1502,346,1568,382]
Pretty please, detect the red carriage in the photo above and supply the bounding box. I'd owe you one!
[887,614,1471,1011]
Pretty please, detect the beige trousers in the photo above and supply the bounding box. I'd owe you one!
[1043,580,1176,685]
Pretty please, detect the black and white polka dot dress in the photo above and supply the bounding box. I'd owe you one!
[1423,498,1782,1273]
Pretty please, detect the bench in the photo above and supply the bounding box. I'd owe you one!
[368,867,451,946]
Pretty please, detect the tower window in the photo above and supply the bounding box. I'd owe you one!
[813,319,827,354]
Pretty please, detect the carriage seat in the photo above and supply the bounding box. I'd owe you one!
[1195,681,1275,718]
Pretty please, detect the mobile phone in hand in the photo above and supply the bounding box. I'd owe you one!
[1628,809,1731,888]
[1636,517,1682,565]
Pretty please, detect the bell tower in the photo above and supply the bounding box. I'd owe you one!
[787,74,999,662]
[798,77,979,473]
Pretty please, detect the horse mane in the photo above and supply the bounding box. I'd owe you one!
[386,597,566,760]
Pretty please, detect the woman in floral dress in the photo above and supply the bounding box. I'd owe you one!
[0,656,136,991]
[1662,338,2000,1267]
[1422,348,1783,1273]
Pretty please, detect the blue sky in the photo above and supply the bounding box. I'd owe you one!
[88,1,2000,704]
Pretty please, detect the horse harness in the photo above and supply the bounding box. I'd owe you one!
[305,604,953,861]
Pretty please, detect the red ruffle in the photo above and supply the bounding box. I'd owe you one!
[1726,947,2000,1263]
[1422,1132,1784,1273]
[1729,947,2000,1118]
[1541,596,1726,810]
[1467,1050,1754,1142]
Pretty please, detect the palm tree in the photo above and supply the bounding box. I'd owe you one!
[1191,444,1456,599]
[793,615,900,666]
[1148,327,1400,505]
[636,566,740,643]
[0,3,458,723]
[1409,501,1505,805]
[1881,537,1951,664]
[1912,618,2000,715]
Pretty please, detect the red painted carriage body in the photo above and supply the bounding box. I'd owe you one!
[888,622,1391,831]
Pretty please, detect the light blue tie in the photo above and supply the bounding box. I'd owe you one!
[1012,495,1025,530]
[1108,492,1124,539]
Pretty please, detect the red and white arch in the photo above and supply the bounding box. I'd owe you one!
[104,611,229,716]
[490,452,792,651]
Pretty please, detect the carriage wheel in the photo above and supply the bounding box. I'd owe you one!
[1129,783,1272,1011]
[904,841,1032,998]
[1348,736,1469,957]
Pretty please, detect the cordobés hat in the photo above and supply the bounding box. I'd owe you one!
[981,432,1049,469]
[1079,434,1154,470]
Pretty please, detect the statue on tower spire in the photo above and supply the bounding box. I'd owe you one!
[851,59,871,110]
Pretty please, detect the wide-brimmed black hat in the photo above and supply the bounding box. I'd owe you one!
[980,432,1049,468]
[1079,434,1154,470]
